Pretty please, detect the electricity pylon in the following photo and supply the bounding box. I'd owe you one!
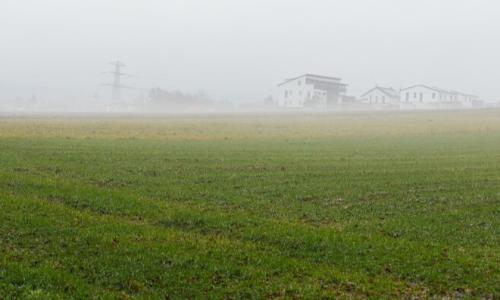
[101,61,135,109]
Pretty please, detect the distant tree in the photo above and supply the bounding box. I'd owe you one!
[148,88,213,109]
[264,95,275,106]
[196,90,210,103]
[30,95,38,106]
[133,93,147,106]
[14,96,24,109]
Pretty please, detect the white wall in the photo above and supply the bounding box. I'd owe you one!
[400,86,441,103]
[361,89,399,104]
[459,94,479,107]
[278,77,302,107]
[439,92,459,102]
[277,77,327,108]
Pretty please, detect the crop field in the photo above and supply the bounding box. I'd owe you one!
[0,110,499,299]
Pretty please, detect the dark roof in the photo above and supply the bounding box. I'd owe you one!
[431,86,450,93]
[401,84,448,93]
[361,86,400,98]
[278,74,345,86]
[401,85,479,97]
[449,90,479,97]
[303,74,341,81]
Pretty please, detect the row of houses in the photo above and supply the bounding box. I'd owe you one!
[277,74,483,109]
[361,85,482,109]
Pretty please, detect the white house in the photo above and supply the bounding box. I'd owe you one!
[277,74,347,108]
[399,85,481,109]
[451,91,481,108]
[360,86,400,108]
[399,85,458,109]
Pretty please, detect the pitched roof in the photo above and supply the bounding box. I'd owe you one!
[401,85,479,98]
[278,74,345,86]
[449,90,479,97]
[401,84,453,93]
[431,86,451,93]
[303,74,342,81]
[361,86,400,98]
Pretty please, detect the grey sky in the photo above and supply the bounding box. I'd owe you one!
[1,0,499,103]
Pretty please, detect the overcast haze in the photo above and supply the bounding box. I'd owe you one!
[1,0,499,104]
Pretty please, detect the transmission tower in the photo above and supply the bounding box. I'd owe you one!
[110,61,125,104]
[101,61,134,108]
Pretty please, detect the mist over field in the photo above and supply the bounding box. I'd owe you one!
[1,1,500,299]
[1,0,499,112]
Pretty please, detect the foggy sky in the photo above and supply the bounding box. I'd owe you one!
[1,0,499,103]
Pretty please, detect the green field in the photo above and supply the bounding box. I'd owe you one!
[0,110,499,299]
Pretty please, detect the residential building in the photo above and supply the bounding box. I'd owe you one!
[277,74,347,108]
[399,85,482,109]
[400,85,458,109]
[360,86,400,108]
[451,91,481,108]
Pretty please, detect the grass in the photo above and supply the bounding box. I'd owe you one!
[0,110,499,299]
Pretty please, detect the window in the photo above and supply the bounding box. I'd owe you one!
[307,91,310,98]
[298,81,301,86]
[406,92,409,101]
[370,95,373,102]
[419,93,423,102]
[414,93,417,99]
[376,96,378,102]
[284,91,288,99]
[382,96,386,103]
[432,93,436,99]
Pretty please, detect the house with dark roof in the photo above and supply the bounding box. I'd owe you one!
[450,90,481,108]
[399,85,460,109]
[399,84,482,109]
[360,86,400,107]
[277,74,348,108]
